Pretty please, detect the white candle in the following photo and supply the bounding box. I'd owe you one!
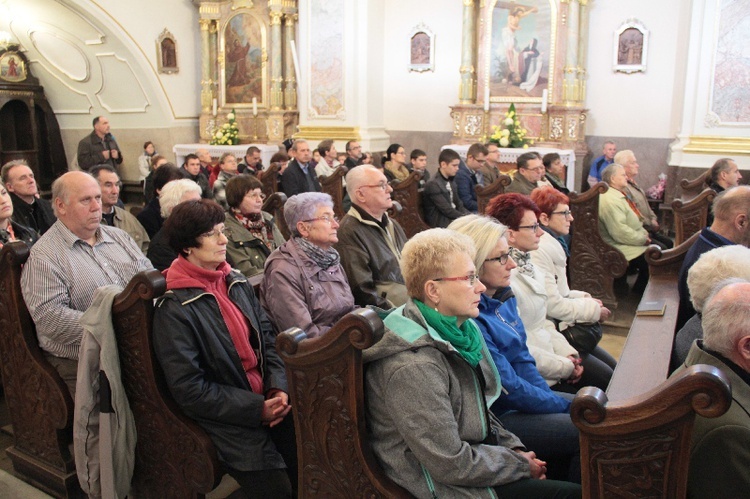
[290,40,301,85]
[484,84,490,112]
[212,98,217,117]
[541,89,548,114]
[252,97,258,116]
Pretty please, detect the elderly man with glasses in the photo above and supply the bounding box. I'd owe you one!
[506,152,544,196]
[335,165,408,308]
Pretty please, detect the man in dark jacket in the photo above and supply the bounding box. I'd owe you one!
[279,140,321,197]
[422,148,470,228]
[77,116,124,171]
[455,143,489,212]
[1,160,56,235]
[181,154,212,198]
[336,165,408,309]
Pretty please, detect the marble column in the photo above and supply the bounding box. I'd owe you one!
[269,10,284,110]
[283,13,298,110]
[209,20,219,107]
[577,0,589,103]
[562,0,580,104]
[458,0,477,104]
[199,19,212,112]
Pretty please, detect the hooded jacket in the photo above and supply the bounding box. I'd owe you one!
[153,259,287,471]
[364,299,531,498]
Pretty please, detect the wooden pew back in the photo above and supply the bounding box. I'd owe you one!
[260,162,281,198]
[320,166,347,219]
[678,170,709,201]
[475,174,511,215]
[572,365,731,499]
[111,270,221,498]
[671,188,716,246]
[262,191,290,240]
[389,170,429,238]
[568,183,628,309]
[0,242,81,498]
[276,309,412,499]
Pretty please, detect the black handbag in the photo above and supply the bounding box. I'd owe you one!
[559,322,602,355]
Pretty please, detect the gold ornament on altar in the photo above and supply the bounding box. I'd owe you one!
[489,103,532,149]
[210,109,240,145]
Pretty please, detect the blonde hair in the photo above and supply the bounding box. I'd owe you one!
[400,228,476,300]
[448,215,508,275]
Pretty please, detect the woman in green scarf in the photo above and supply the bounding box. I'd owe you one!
[363,228,581,499]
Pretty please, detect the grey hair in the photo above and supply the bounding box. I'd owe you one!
[1,159,30,184]
[345,165,381,199]
[709,158,735,184]
[702,279,750,357]
[601,163,624,185]
[159,179,203,218]
[291,139,308,152]
[448,214,508,275]
[613,150,635,166]
[686,245,750,312]
[283,192,334,236]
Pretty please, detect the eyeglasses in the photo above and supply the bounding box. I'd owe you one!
[517,223,540,232]
[245,191,266,200]
[433,273,479,286]
[302,215,339,224]
[551,210,572,218]
[201,227,230,239]
[360,182,389,191]
[485,253,511,264]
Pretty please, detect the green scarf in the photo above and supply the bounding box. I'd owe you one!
[414,299,483,367]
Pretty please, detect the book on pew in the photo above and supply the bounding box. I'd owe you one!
[636,299,666,316]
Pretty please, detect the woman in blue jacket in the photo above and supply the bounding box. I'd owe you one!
[449,214,580,483]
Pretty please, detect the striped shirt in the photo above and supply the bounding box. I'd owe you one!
[21,220,153,359]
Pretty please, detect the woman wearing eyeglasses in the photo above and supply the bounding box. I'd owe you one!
[223,175,285,277]
[364,228,581,498]
[449,214,580,483]
[530,187,616,384]
[153,199,297,498]
[261,192,355,338]
[486,193,601,391]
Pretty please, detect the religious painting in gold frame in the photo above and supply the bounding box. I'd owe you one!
[221,12,267,107]
[156,28,178,74]
[0,50,26,83]
[482,0,556,103]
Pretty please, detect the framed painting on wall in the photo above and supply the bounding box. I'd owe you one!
[408,23,435,72]
[222,12,266,107]
[157,28,178,74]
[613,19,648,74]
[0,50,26,82]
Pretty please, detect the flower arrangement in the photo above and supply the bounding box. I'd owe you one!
[210,109,240,145]
[489,103,533,149]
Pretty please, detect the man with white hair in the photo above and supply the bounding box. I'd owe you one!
[672,245,750,367]
[21,171,153,397]
[679,280,750,497]
[335,165,408,308]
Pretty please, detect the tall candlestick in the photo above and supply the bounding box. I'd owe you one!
[252,97,258,116]
[541,89,548,114]
[212,98,217,117]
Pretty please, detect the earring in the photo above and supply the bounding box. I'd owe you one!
[186,249,192,255]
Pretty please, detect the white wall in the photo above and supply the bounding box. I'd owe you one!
[584,0,690,138]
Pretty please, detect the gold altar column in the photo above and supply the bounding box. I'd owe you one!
[577,0,589,104]
[199,19,212,113]
[283,12,298,110]
[269,8,284,110]
[458,0,477,104]
[561,0,580,105]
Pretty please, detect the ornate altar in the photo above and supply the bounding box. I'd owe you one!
[449,0,590,156]
[194,0,299,145]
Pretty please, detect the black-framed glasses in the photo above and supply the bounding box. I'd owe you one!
[517,223,540,231]
[485,253,511,264]
[433,273,479,286]
[302,215,339,224]
[551,210,572,218]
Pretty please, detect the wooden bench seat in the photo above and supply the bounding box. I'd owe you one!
[276,309,412,499]
[111,270,222,498]
[0,242,82,498]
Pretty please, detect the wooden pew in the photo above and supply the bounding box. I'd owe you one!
[0,242,82,498]
[320,166,347,219]
[572,364,731,499]
[678,170,709,201]
[262,191,290,240]
[111,270,222,498]
[475,174,512,215]
[260,162,281,198]
[568,182,628,309]
[671,188,716,246]
[389,170,429,238]
[605,232,699,402]
[276,309,412,499]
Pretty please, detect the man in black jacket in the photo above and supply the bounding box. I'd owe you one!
[279,140,321,197]
[77,116,124,171]
[1,159,56,235]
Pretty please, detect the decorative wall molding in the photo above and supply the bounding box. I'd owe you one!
[95,53,149,113]
[28,29,90,82]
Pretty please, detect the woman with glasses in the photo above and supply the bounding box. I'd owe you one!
[261,192,355,338]
[153,199,297,498]
[223,175,285,277]
[382,143,410,183]
[486,193,610,392]
[364,228,581,498]
[449,214,580,483]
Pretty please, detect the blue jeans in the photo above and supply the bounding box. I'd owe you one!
[498,393,581,483]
